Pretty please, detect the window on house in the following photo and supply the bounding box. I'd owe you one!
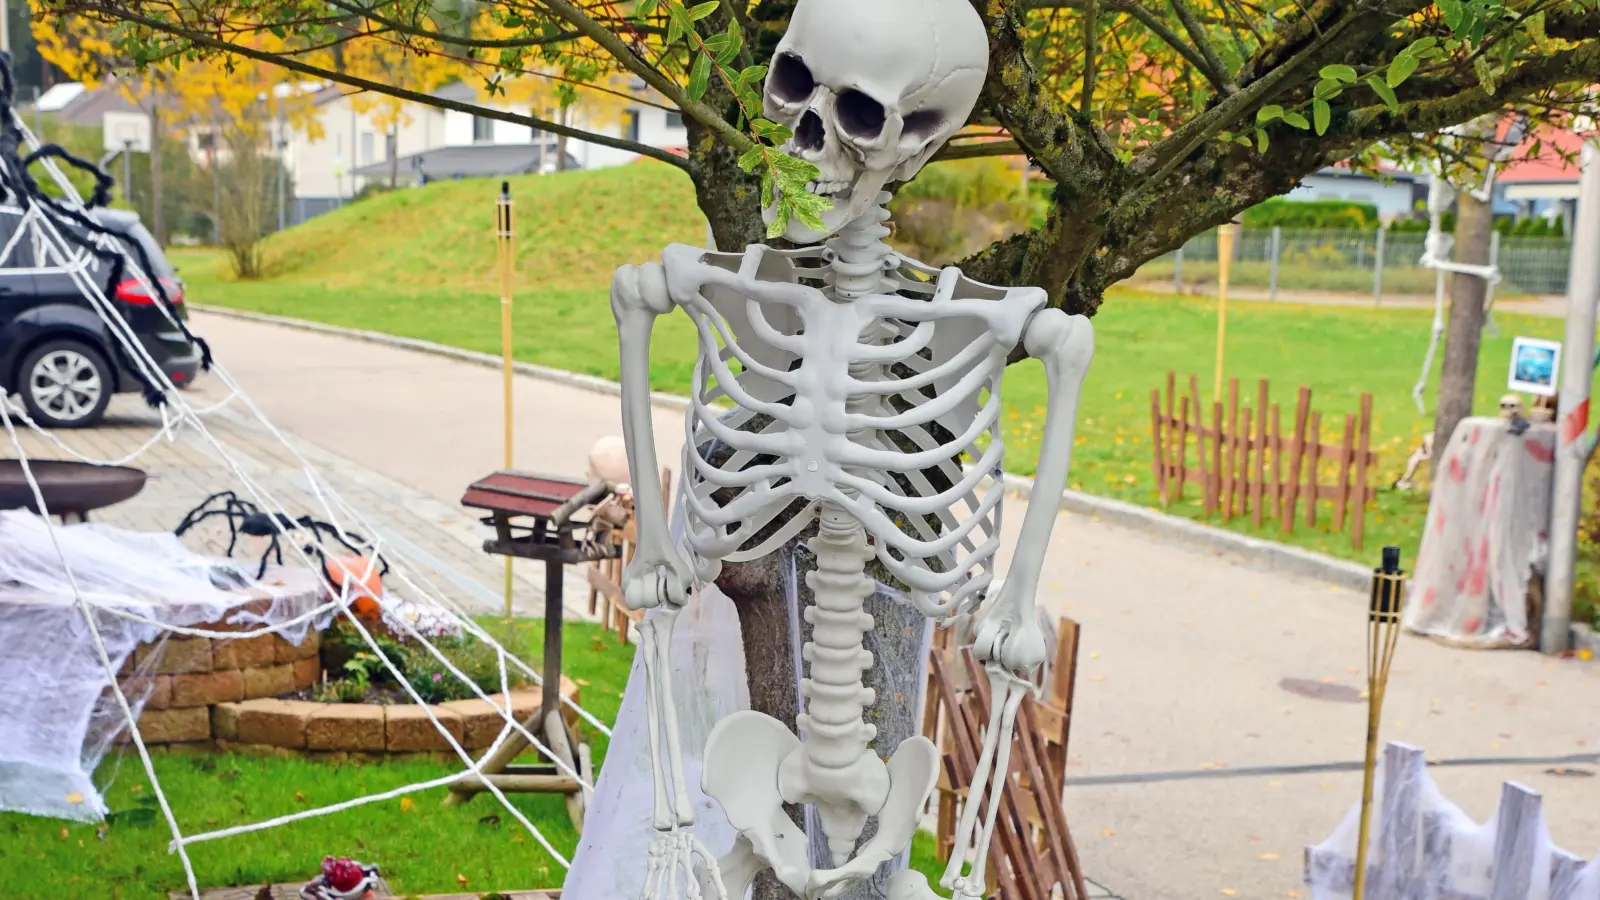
[666,112,684,130]
[360,131,375,164]
[624,111,641,144]
[473,116,494,143]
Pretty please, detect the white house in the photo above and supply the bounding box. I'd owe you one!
[285,79,687,222]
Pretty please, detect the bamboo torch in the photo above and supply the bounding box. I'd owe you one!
[497,182,515,622]
[1353,545,1406,900]
[1214,221,1237,401]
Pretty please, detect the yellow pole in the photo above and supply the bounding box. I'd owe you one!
[1353,547,1406,900]
[1214,222,1236,402]
[497,182,515,623]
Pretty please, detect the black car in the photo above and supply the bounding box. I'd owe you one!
[0,207,201,428]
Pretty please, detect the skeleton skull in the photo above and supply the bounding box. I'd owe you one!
[1499,393,1525,421]
[761,0,989,243]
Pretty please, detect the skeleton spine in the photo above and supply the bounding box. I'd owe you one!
[827,193,895,300]
[797,505,877,769]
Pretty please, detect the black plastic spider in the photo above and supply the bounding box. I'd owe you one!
[173,490,391,581]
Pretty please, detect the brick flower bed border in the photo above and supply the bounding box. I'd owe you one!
[115,625,579,753]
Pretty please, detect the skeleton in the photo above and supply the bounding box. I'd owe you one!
[608,2,1094,898]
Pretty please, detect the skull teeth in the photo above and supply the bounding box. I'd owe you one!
[804,180,852,198]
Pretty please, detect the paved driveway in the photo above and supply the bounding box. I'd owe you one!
[185,311,1600,900]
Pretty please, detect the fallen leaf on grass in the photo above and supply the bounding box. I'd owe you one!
[399,796,416,813]
[59,827,68,840]
[457,874,469,887]
[576,678,591,686]
[295,791,306,803]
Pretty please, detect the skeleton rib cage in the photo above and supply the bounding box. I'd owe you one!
[660,240,1046,616]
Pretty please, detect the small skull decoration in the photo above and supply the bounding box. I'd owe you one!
[1498,393,1525,421]
[760,0,989,242]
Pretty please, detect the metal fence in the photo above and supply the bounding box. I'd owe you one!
[1147,227,1573,302]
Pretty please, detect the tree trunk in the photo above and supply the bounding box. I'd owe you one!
[148,106,165,247]
[1433,189,1494,459]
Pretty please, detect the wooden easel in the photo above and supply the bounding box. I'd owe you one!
[446,472,618,828]
[924,616,1088,900]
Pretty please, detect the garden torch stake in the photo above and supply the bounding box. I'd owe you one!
[1353,546,1406,900]
[497,182,515,622]
[1214,222,1236,401]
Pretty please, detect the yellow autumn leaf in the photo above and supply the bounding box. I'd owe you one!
[400,796,416,813]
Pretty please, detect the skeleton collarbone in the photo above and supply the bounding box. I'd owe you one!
[660,240,1042,596]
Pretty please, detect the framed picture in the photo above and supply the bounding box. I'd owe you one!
[1508,336,1561,396]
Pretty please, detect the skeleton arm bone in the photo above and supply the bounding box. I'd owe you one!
[610,262,694,610]
[974,307,1094,672]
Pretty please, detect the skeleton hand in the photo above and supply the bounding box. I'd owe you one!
[971,578,1047,677]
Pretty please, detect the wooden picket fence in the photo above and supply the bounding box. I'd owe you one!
[1304,742,1600,899]
[1149,371,1378,549]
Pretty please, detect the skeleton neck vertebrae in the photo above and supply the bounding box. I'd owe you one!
[827,197,894,301]
[599,1,1097,899]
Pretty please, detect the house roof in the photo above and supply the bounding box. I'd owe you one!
[47,85,145,128]
[1497,126,1584,184]
[350,142,582,180]
[35,83,86,112]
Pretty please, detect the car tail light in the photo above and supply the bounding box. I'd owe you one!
[115,278,184,306]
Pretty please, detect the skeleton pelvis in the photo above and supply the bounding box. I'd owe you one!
[703,711,941,898]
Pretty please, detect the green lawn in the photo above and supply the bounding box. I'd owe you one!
[0,618,945,899]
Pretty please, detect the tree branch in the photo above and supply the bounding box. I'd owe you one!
[1025,0,1233,94]
[1080,0,1099,116]
[532,0,753,151]
[1166,0,1234,91]
[67,3,696,170]
[931,138,1024,161]
[1344,39,1600,140]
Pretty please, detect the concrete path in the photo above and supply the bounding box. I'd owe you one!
[181,311,1600,900]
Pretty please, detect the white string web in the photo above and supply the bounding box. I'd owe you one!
[0,112,613,898]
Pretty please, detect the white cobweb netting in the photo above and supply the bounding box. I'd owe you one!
[0,110,610,899]
[564,501,934,900]
[0,510,327,821]
[1305,746,1600,899]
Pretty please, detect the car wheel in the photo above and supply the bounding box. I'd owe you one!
[19,340,113,428]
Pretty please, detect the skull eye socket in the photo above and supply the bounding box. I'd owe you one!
[902,109,944,142]
[836,89,887,141]
[769,52,816,105]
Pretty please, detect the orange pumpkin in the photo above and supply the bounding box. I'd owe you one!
[323,554,384,619]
